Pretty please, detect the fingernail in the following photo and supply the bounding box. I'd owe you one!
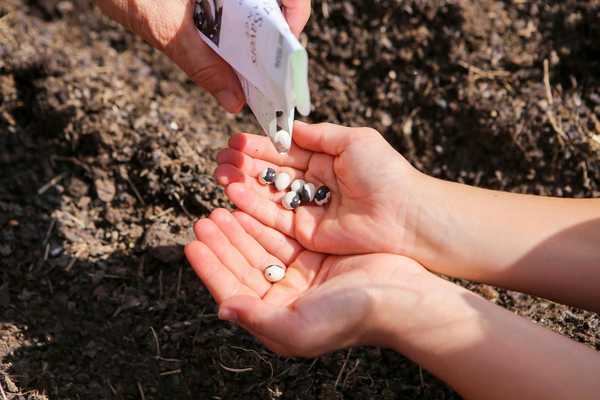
[218,307,238,322]
[216,90,244,113]
[215,174,228,186]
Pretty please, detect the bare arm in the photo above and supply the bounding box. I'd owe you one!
[213,122,600,311]
[378,267,600,400]
[412,175,600,312]
[185,207,600,399]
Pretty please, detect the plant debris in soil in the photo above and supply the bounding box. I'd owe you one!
[1,0,599,399]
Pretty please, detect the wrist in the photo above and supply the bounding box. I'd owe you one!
[367,263,470,350]
[395,171,458,267]
[372,270,501,379]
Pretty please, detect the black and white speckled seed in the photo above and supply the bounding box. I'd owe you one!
[314,186,331,206]
[290,195,301,208]
[258,167,277,185]
[300,182,316,203]
[282,191,301,210]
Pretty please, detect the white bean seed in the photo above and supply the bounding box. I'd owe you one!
[274,172,292,191]
[264,265,286,282]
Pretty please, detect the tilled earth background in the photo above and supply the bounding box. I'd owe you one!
[1,0,599,399]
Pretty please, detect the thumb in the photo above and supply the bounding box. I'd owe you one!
[219,295,304,345]
[292,121,360,155]
[281,0,311,37]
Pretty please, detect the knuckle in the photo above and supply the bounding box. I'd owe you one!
[192,219,205,234]
[317,122,336,132]
[188,62,223,91]
[183,241,198,256]
[363,127,381,138]
[209,208,228,222]
[272,207,284,231]
[194,218,215,238]
[244,313,266,333]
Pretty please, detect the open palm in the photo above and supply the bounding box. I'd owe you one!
[185,208,427,357]
[214,122,420,255]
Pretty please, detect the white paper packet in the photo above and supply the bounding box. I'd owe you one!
[193,0,311,153]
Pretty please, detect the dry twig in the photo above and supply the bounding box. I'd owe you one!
[159,369,181,376]
[459,61,510,80]
[0,380,8,400]
[125,176,145,205]
[106,379,118,395]
[137,382,145,400]
[231,345,274,379]
[150,327,160,358]
[334,349,352,388]
[42,220,56,248]
[341,359,360,389]
[543,59,567,144]
[219,363,253,373]
[38,172,68,195]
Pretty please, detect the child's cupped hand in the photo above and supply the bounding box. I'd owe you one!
[185,208,432,357]
[214,121,429,257]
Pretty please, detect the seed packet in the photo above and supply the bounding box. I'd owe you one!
[193,0,311,153]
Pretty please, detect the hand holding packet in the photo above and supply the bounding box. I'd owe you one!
[193,0,311,153]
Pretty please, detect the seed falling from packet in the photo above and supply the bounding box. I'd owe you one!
[193,0,311,153]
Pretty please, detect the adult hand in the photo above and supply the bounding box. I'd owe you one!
[213,121,430,256]
[95,0,311,112]
[184,208,431,357]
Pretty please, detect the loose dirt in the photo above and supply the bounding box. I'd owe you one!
[1,1,599,399]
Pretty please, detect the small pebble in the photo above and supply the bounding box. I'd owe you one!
[290,179,305,192]
[49,245,64,258]
[258,167,277,185]
[299,182,316,203]
[264,264,286,282]
[282,191,301,210]
[314,186,331,206]
[274,172,292,191]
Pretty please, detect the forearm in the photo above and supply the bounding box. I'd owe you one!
[411,175,600,311]
[380,275,600,400]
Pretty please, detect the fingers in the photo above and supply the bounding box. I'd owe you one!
[213,164,287,202]
[97,0,244,112]
[281,0,312,37]
[184,241,257,303]
[216,148,305,179]
[232,211,325,304]
[194,218,271,296]
[233,211,303,265]
[229,133,312,170]
[216,148,276,178]
[219,295,305,346]
[292,121,377,155]
[226,183,296,237]
[214,149,305,200]
[209,209,284,273]
[163,2,245,112]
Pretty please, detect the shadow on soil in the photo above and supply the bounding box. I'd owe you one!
[4,1,599,399]
[0,55,292,399]
[0,113,296,399]
[538,2,600,91]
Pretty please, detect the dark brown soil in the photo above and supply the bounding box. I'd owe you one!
[1,0,599,399]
